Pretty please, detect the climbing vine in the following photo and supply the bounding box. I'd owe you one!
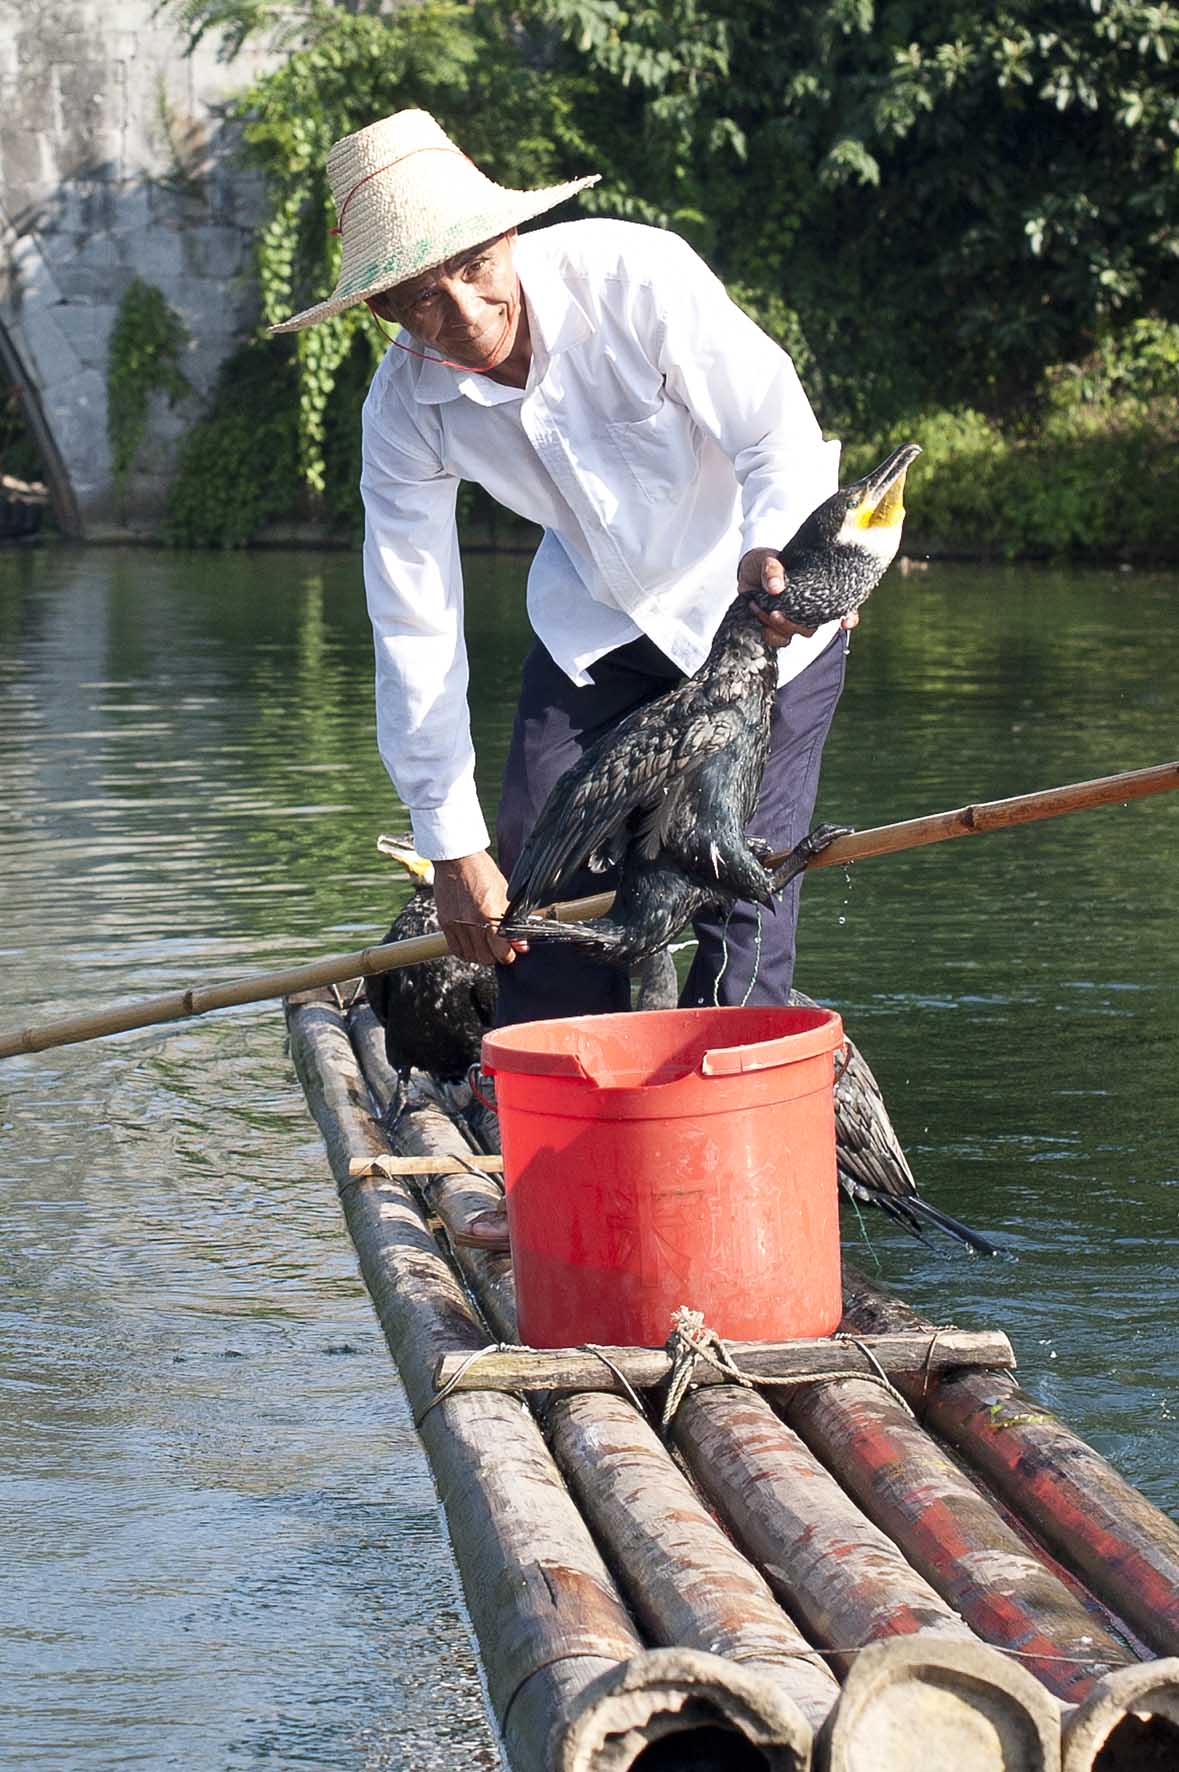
[106,278,191,498]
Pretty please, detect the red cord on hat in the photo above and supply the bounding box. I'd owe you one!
[330,145,470,237]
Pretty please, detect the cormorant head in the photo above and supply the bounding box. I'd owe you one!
[808,442,922,561]
[763,442,921,626]
[376,833,436,889]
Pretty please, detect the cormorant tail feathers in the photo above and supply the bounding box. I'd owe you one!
[874,1189,1000,1258]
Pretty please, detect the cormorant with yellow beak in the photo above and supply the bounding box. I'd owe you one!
[502,445,920,965]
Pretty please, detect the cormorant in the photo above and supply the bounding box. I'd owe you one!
[501,445,921,964]
[363,836,496,1088]
[790,990,997,1256]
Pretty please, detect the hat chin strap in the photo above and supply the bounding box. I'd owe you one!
[370,278,524,376]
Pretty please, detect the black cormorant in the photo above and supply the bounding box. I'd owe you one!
[791,990,997,1255]
[363,836,496,1088]
[501,445,920,964]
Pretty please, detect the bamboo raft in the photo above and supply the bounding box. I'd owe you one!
[287,986,1179,1772]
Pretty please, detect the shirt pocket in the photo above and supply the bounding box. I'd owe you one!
[603,400,702,506]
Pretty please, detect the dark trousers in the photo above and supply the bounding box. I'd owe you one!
[494,628,847,1026]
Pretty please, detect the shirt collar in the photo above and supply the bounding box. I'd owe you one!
[410,230,595,407]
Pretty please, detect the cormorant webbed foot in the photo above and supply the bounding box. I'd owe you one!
[768,822,852,892]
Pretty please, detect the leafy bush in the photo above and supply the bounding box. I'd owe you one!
[850,394,1178,560]
[107,278,191,499]
[164,339,300,547]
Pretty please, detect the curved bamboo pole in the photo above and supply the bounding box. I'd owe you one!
[1,760,1175,1061]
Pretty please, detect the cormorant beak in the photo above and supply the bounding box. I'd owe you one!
[376,833,436,885]
[849,442,922,532]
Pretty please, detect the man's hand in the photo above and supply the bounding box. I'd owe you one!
[432,850,526,967]
[737,547,860,647]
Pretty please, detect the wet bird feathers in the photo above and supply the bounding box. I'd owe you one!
[502,446,922,963]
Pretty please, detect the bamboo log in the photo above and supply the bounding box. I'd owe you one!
[4,761,1175,1061]
[431,1329,1015,1397]
[347,1002,518,1340]
[558,1649,819,1772]
[350,1002,843,1744]
[1061,1658,1179,1772]
[285,990,642,1771]
[840,1267,1179,1664]
[781,1375,1134,1703]
[821,1637,1062,1772]
[669,1386,981,1673]
[548,1393,841,1733]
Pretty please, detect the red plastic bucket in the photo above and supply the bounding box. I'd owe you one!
[481,1004,845,1348]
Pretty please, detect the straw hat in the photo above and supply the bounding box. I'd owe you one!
[270,109,600,333]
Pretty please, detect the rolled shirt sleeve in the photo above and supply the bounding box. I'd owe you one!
[360,386,491,860]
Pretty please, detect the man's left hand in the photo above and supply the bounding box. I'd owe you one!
[737,547,860,648]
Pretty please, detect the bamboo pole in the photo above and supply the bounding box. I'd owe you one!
[284,990,644,1771]
[840,1267,1179,1665]
[797,757,1179,872]
[2,760,1174,1061]
[348,1003,841,1749]
[780,1374,1134,1703]
[668,1385,981,1672]
[431,1329,1015,1397]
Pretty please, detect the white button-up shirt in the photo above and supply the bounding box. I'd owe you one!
[360,219,841,859]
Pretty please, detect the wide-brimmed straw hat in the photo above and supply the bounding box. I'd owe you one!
[270,109,600,334]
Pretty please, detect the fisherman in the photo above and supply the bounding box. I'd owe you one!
[272,109,856,1026]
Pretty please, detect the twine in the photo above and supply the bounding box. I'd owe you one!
[661,1306,756,1430]
[417,1339,649,1428]
[657,1310,951,1430]
[417,1315,982,1434]
[330,145,468,236]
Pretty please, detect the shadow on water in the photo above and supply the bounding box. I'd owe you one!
[0,545,1176,1766]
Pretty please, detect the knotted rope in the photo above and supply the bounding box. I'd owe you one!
[658,1307,923,1431]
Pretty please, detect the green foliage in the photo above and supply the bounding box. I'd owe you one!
[0,386,42,483]
[517,0,1179,426]
[157,0,1179,555]
[107,277,191,499]
[849,389,1179,561]
[164,338,300,546]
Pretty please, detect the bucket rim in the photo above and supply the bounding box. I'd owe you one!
[482,1003,844,1088]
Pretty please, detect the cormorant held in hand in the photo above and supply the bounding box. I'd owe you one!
[502,445,921,965]
[364,836,496,1087]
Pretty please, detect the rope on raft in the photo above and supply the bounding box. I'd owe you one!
[417,1306,960,1431]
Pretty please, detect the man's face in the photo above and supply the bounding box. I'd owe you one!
[372,233,520,371]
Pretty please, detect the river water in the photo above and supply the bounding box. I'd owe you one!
[1,544,1176,1769]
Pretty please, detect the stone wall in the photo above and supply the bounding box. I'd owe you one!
[0,0,278,537]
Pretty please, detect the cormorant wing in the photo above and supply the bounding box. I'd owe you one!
[505,686,742,915]
[832,1038,918,1200]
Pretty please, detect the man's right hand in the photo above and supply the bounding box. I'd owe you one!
[432,850,526,968]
